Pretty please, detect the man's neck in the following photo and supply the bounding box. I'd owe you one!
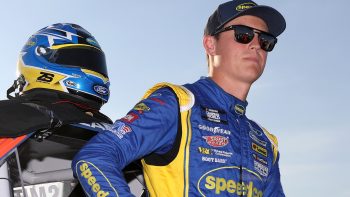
[210,75,251,101]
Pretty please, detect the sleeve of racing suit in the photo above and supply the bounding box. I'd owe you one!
[263,153,285,197]
[72,88,179,197]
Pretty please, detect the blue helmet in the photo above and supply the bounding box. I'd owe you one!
[14,23,110,108]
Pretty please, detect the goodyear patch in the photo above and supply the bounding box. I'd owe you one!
[198,124,231,135]
[77,161,117,196]
[252,142,267,157]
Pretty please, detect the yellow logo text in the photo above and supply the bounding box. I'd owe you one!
[80,162,110,197]
[236,3,256,11]
[252,142,267,157]
[198,147,212,155]
[205,176,262,196]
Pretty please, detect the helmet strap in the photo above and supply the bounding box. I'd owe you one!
[7,75,26,99]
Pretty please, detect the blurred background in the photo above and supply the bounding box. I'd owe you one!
[0,1,349,196]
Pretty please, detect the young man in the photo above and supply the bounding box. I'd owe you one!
[72,0,286,196]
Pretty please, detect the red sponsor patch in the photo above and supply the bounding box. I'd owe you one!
[203,136,229,147]
[121,112,139,123]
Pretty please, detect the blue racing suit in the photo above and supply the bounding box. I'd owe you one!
[72,77,285,197]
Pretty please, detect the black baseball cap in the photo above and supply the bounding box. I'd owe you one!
[205,0,286,37]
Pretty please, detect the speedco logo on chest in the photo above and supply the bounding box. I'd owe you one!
[197,167,263,196]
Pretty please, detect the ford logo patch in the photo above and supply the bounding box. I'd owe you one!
[93,85,109,95]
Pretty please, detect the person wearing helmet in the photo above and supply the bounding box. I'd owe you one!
[73,1,286,196]
[1,22,112,138]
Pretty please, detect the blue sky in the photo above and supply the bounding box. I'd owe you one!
[1,1,349,196]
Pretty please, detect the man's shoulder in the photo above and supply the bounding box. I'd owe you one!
[144,82,195,112]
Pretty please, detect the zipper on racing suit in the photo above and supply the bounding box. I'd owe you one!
[235,116,248,197]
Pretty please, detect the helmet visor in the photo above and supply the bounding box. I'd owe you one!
[44,46,108,77]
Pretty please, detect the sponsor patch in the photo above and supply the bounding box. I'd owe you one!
[252,143,267,157]
[133,102,150,112]
[77,161,117,196]
[212,149,233,158]
[111,122,132,139]
[254,160,268,177]
[202,156,227,164]
[198,124,231,135]
[201,106,228,124]
[247,121,263,136]
[121,112,139,123]
[198,167,263,196]
[236,2,257,11]
[252,154,268,165]
[198,146,233,158]
[203,136,229,147]
[249,131,267,147]
[198,147,212,155]
[234,104,245,115]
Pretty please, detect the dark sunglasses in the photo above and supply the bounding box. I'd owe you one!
[213,25,278,52]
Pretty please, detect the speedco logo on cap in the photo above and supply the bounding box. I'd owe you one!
[77,161,118,197]
[236,2,256,11]
[197,166,263,196]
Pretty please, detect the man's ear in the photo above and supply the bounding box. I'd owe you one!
[203,35,216,55]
